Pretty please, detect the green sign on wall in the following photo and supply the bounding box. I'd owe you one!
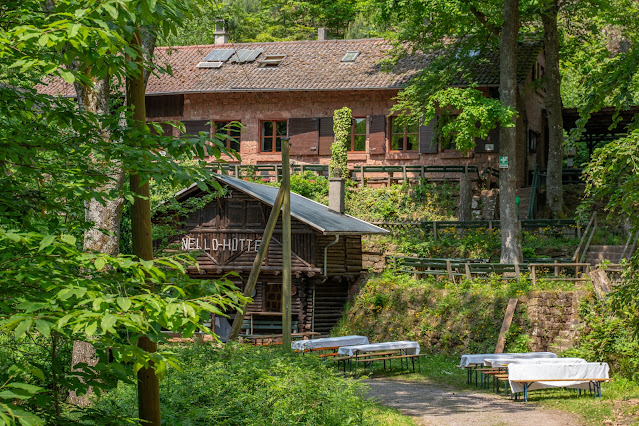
[499,156,509,169]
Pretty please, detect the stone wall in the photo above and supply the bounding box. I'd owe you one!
[362,250,385,272]
[524,290,585,352]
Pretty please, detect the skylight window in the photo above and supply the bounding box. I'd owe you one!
[258,54,287,67]
[196,61,223,69]
[341,51,360,62]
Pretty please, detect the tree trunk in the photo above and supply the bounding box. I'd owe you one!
[128,28,161,425]
[69,74,125,407]
[458,169,473,221]
[499,0,523,264]
[542,0,565,218]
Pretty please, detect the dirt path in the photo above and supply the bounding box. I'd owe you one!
[365,379,583,426]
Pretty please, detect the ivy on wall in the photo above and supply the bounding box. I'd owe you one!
[330,107,351,178]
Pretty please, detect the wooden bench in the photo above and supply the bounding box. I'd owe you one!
[511,378,612,401]
[241,331,320,346]
[338,350,426,375]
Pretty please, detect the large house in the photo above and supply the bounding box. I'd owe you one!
[39,36,548,187]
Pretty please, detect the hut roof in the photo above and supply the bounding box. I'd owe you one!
[176,175,389,236]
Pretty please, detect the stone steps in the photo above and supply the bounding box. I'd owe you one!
[584,245,626,265]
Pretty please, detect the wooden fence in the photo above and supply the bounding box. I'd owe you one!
[385,255,592,286]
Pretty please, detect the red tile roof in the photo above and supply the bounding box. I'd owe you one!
[37,38,541,97]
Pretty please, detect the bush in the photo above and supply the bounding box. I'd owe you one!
[93,343,371,425]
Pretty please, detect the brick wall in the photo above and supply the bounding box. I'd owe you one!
[148,79,546,182]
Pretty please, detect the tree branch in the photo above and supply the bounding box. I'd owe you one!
[469,5,500,36]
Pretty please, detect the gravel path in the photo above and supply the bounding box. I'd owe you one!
[365,379,582,426]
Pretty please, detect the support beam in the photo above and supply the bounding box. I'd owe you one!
[281,137,292,350]
[228,178,286,341]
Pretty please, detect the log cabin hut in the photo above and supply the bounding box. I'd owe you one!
[168,174,388,339]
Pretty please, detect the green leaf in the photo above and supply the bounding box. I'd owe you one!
[59,69,75,84]
[117,297,132,312]
[85,320,97,336]
[34,319,51,338]
[95,257,106,271]
[38,235,55,251]
[101,313,116,332]
[14,319,32,339]
[60,234,77,246]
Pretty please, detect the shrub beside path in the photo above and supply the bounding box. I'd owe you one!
[365,379,582,425]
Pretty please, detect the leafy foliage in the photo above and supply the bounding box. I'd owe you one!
[333,271,532,355]
[330,107,351,178]
[93,343,372,425]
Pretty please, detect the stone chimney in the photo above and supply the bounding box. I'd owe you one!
[329,178,345,214]
[214,19,228,44]
[317,27,327,41]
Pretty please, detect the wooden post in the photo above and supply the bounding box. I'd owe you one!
[127,29,160,426]
[402,165,407,183]
[281,137,292,350]
[554,259,560,277]
[228,183,287,341]
[531,265,536,286]
[446,260,453,281]
[495,298,518,353]
[465,262,471,280]
[360,165,365,188]
[514,262,520,280]
[433,222,438,241]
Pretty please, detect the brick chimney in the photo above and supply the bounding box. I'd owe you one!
[317,27,327,41]
[214,19,228,44]
[329,178,345,214]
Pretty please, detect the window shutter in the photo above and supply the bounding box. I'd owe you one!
[182,120,210,138]
[146,94,184,118]
[368,115,386,154]
[474,126,500,153]
[318,117,334,156]
[288,118,318,155]
[419,118,438,153]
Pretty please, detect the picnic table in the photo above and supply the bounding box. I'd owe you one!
[485,357,586,367]
[291,335,369,352]
[459,352,557,368]
[509,362,610,401]
[338,341,421,356]
[336,341,422,374]
[460,352,557,387]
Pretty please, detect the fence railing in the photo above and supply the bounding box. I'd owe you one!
[385,255,592,285]
[206,163,503,187]
[371,219,579,240]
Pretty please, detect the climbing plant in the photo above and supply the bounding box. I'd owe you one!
[330,107,351,178]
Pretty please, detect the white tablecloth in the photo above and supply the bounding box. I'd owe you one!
[509,362,609,393]
[291,335,369,351]
[485,357,586,367]
[460,352,557,368]
[337,341,421,357]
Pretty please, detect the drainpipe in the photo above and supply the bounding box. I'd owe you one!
[323,234,340,278]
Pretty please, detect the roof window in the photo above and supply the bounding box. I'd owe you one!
[258,54,287,67]
[341,51,360,62]
[196,61,223,69]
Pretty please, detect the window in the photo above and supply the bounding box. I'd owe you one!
[390,117,419,151]
[350,118,366,152]
[341,51,360,62]
[258,54,287,67]
[214,121,241,151]
[261,120,287,152]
